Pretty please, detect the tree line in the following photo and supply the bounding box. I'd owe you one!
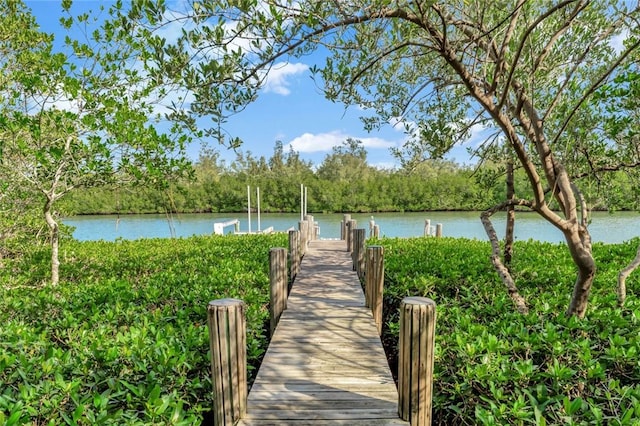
[61,139,640,216]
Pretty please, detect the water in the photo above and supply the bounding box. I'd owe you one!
[63,211,640,244]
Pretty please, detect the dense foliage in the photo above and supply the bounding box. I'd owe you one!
[59,143,640,216]
[0,0,193,285]
[380,237,640,425]
[2,229,639,424]
[0,233,287,425]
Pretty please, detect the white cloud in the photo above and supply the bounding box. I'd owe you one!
[610,29,629,54]
[262,62,309,95]
[465,122,490,147]
[285,130,396,153]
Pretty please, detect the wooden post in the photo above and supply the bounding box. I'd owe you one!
[288,230,300,283]
[347,219,357,253]
[341,214,351,240]
[256,187,262,232]
[373,224,380,238]
[353,228,366,278]
[398,297,436,426]
[300,184,304,221]
[424,219,431,237]
[247,186,251,234]
[305,215,314,242]
[365,246,384,335]
[269,247,288,336]
[207,299,247,425]
[298,220,309,256]
[435,223,443,237]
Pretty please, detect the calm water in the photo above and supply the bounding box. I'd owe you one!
[63,211,640,244]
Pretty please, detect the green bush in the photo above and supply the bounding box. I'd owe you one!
[3,233,639,425]
[380,237,640,425]
[0,234,287,425]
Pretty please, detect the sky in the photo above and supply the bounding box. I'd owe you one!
[25,1,477,168]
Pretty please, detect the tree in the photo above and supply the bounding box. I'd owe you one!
[0,1,191,285]
[123,1,640,317]
[594,58,640,306]
[316,138,373,210]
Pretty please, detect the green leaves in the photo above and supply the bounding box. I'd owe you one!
[381,236,640,424]
[0,233,286,424]
[1,0,194,283]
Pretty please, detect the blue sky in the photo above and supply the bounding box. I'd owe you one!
[26,1,476,168]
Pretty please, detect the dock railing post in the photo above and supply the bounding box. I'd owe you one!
[347,219,357,253]
[298,220,309,256]
[353,228,366,278]
[365,245,384,335]
[207,299,247,426]
[269,247,288,336]
[288,230,300,284]
[341,214,351,240]
[398,297,436,426]
[305,214,315,242]
[373,224,380,238]
[435,223,443,237]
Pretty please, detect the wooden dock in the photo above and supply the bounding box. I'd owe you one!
[238,239,407,425]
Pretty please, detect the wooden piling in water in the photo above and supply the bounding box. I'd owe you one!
[341,214,351,240]
[207,299,247,425]
[424,219,431,237]
[305,214,315,242]
[435,223,443,237]
[398,297,436,426]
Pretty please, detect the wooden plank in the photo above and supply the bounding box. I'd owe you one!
[248,399,398,410]
[239,419,408,426]
[248,390,399,401]
[245,408,400,420]
[249,382,397,393]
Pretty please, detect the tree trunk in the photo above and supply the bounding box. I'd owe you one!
[504,160,515,268]
[481,205,528,314]
[44,197,60,286]
[564,226,596,318]
[617,244,640,307]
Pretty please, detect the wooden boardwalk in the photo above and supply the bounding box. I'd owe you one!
[238,239,407,425]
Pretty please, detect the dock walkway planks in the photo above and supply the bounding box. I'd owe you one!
[238,239,407,425]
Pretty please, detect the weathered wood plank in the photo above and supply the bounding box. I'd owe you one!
[239,419,408,426]
[245,408,400,420]
[248,390,399,401]
[248,399,398,410]
[249,382,398,393]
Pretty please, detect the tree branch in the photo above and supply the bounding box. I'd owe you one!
[498,0,582,111]
[481,198,533,314]
[492,0,526,91]
[532,1,588,73]
[551,36,640,147]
